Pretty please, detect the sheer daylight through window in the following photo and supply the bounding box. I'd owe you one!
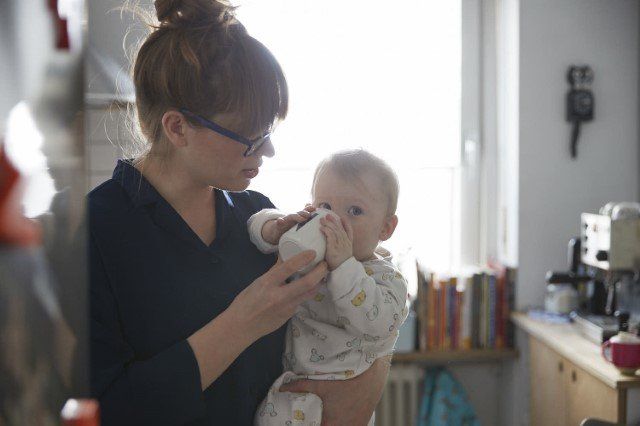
[238,1,463,272]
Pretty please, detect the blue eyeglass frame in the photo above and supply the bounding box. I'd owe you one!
[179,108,271,157]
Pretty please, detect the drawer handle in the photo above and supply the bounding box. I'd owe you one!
[558,361,564,372]
[571,370,577,382]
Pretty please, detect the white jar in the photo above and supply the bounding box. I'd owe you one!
[544,284,578,314]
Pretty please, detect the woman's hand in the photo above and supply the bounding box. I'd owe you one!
[228,250,327,341]
[262,205,317,245]
[188,251,327,390]
[280,356,391,426]
[320,214,353,270]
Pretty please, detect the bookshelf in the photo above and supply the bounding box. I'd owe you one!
[392,349,519,366]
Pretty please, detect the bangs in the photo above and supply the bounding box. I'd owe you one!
[224,35,288,137]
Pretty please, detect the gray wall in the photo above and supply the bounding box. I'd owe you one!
[500,1,640,425]
[517,0,640,310]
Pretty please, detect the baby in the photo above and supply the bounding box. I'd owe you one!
[248,149,408,426]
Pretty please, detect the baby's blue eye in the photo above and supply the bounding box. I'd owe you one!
[348,206,363,216]
[319,202,332,210]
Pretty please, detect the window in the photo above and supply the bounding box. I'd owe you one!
[239,0,481,279]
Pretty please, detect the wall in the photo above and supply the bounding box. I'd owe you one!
[498,1,640,425]
[517,0,639,309]
[86,0,142,187]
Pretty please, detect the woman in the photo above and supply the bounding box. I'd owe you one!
[89,1,390,424]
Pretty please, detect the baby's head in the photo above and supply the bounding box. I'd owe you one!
[311,149,399,261]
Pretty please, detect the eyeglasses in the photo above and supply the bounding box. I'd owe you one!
[179,108,271,157]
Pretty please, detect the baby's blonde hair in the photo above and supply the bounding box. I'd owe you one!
[312,149,399,216]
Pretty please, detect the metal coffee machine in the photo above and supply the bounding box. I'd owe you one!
[547,202,640,344]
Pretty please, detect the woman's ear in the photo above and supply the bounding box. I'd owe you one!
[161,111,189,148]
[379,214,398,241]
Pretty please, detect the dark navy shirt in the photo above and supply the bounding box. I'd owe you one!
[89,160,285,425]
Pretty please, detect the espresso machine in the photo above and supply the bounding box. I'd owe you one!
[547,203,640,344]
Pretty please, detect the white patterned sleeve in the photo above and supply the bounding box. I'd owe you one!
[246,208,285,254]
[326,257,409,339]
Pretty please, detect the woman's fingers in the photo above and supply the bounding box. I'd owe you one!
[283,261,327,301]
[278,213,310,230]
[267,251,315,283]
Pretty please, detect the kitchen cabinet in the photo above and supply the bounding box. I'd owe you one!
[530,337,620,425]
[530,337,566,426]
[564,357,620,426]
[514,313,640,426]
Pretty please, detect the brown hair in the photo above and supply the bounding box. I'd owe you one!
[127,0,288,157]
[312,149,400,216]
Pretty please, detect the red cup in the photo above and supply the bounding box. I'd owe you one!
[602,340,640,375]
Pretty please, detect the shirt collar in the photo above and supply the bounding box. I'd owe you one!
[112,159,236,249]
[112,159,237,209]
[112,159,160,207]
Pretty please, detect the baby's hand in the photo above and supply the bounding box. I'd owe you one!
[320,214,353,270]
[262,206,316,245]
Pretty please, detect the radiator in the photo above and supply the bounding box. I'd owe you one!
[375,365,423,426]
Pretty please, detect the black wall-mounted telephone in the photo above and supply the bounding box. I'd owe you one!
[566,65,594,159]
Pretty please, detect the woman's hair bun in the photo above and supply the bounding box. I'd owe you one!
[154,0,236,29]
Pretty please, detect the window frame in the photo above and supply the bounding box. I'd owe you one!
[458,0,485,268]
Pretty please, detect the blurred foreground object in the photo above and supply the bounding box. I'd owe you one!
[61,399,100,426]
[0,143,41,246]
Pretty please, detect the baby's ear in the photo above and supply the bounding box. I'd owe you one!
[379,215,398,241]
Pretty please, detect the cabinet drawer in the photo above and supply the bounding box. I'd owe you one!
[530,337,566,426]
[565,360,620,426]
[530,336,625,426]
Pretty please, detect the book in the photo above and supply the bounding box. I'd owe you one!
[447,278,456,349]
[411,266,517,353]
[416,263,428,351]
[506,267,517,347]
[442,279,450,350]
[488,274,497,348]
[427,271,436,350]
[471,273,481,349]
[495,267,505,349]
[434,279,442,350]
[460,276,472,350]
[481,273,489,348]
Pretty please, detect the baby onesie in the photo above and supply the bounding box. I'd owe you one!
[248,209,409,426]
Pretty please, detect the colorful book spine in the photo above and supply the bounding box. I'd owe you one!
[435,280,442,350]
[488,274,497,348]
[460,276,472,350]
[417,264,427,352]
[482,273,489,348]
[456,281,462,349]
[506,267,516,347]
[471,273,481,349]
[442,280,450,350]
[427,273,436,350]
[495,268,505,349]
[447,279,456,349]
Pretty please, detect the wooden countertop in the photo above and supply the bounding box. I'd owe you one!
[512,312,640,389]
